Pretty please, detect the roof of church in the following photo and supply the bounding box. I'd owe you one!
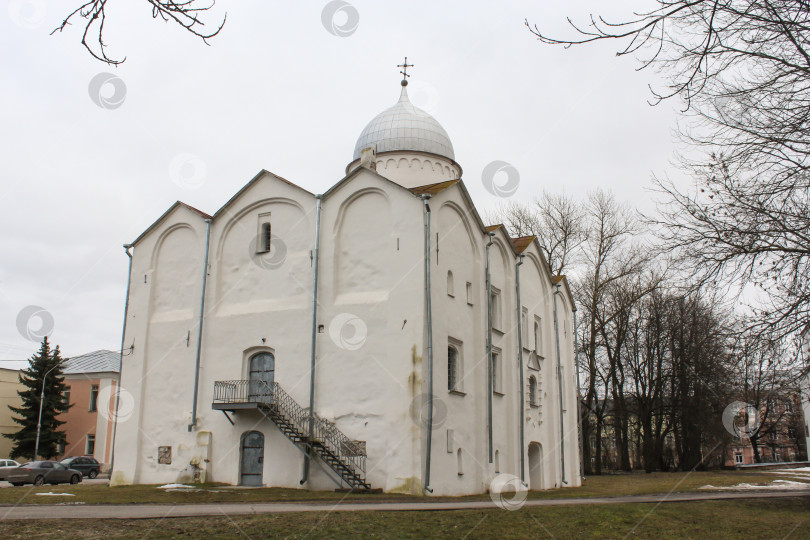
[63,349,120,374]
[408,179,459,196]
[352,85,455,162]
[485,224,503,233]
[511,236,536,254]
[131,201,211,246]
[181,202,212,220]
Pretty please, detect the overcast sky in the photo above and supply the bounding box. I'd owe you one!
[0,0,683,362]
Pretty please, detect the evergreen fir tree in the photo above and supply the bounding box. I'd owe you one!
[3,337,71,459]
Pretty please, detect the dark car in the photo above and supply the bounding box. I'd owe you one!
[59,456,101,478]
[5,461,82,486]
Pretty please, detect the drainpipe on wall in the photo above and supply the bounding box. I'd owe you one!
[573,309,584,480]
[515,254,526,484]
[109,244,133,474]
[422,194,435,493]
[189,218,212,432]
[553,284,567,485]
[486,232,495,464]
[302,195,322,485]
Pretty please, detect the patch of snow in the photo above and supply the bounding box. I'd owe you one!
[700,480,810,491]
[769,467,810,475]
[35,492,75,496]
[157,483,195,489]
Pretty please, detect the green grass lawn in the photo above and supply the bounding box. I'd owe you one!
[0,469,805,506]
[1,498,808,539]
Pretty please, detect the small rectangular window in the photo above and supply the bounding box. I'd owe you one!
[86,434,96,455]
[63,387,71,407]
[491,349,503,394]
[89,384,99,412]
[534,316,543,358]
[448,338,464,393]
[256,212,272,253]
[521,307,529,347]
[446,429,454,453]
[490,287,501,330]
[466,282,473,305]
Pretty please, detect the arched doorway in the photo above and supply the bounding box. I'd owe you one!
[248,352,275,401]
[240,431,264,486]
[528,442,543,490]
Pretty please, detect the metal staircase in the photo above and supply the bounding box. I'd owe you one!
[212,380,370,490]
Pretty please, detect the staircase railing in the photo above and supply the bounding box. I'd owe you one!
[213,379,367,477]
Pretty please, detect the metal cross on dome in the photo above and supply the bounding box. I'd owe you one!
[398,57,413,86]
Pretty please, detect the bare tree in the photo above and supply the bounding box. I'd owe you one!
[492,192,587,276]
[731,329,802,462]
[53,0,227,65]
[527,1,810,342]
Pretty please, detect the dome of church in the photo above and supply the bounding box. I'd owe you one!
[352,85,455,162]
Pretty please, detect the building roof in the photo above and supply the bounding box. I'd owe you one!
[353,85,455,161]
[408,179,459,196]
[131,201,211,246]
[511,236,536,254]
[63,350,120,374]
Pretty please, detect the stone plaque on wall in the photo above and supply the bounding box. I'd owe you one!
[158,446,172,464]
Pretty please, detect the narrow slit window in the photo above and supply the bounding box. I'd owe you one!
[261,222,272,253]
[448,345,458,391]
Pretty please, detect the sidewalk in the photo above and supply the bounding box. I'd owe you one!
[1,488,808,520]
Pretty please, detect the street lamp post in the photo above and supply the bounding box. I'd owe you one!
[33,360,65,460]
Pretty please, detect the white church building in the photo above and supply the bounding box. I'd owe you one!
[110,71,582,495]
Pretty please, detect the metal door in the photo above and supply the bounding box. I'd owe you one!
[248,352,274,401]
[240,431,264,486]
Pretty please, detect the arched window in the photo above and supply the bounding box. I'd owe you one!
[529,375,538,407]
[448,345,458,391]
[495,449,500,473]
[457,448,463,476]
[262,223,272,252]
[447,270,455,297]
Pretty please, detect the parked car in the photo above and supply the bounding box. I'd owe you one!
[59,456,101,479]
[5,461,82,486]
[0,459,21,481]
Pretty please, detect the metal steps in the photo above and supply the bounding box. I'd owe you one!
[213,379,370,490]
